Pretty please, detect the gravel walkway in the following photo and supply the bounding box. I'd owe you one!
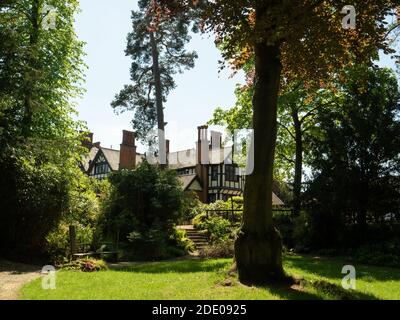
[0,260,41,300]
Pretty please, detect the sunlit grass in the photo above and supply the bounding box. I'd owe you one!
[20,255,400,300]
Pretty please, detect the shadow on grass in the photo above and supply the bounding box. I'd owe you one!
[110,257,380,300]
[284,254,400,282]
[109,258,231,274]
[257,283,323,300]
[246,278,379,300]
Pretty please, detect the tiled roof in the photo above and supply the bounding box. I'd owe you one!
[82,146,145,173]
[178,174,201,190]
[101,148,120,171]
[81,147,99,171]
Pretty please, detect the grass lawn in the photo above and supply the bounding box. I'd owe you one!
[21,255,400,300]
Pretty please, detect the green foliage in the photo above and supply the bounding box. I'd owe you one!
[62,259,108,272]
[199,239,235,259]
[0,0,89,261]
[350,242,400,268]
[179,191,202,223]
[0,154,69,259]
[304,65,400,249]
[101,161,189,260]
[193,198,243,243]
[170,229,195,253]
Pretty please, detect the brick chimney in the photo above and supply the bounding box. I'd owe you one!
[119,130,136,170]
[196,125,209,165]
[81,132,93,150]
[210,131,222,150]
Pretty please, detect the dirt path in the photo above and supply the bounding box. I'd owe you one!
[0,260,41,300]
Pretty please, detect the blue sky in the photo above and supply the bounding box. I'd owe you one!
[74,1,397,153]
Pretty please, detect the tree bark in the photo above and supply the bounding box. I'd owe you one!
[292,109,303,217]
[235,40,285,284]
[149,31,166,168]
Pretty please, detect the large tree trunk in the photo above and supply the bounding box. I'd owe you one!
[150,31,166,167]
[235,40,285,284]
[292,109,303,217]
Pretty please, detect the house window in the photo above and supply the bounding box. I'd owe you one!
[93,156,109,175]
[225,164,238,182]
[211,166,218,181]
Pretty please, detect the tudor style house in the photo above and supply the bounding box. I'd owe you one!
[81,126,283,206]
[80,130,144,180]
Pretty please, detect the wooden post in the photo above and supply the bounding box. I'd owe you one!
[115,229,120,251]
[69,225,77,260]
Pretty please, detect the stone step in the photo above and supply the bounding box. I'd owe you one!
[185,231,205,236]
[186,233,207,238]
[191,239,208,243]
[187,235,208,240]
[179,226,210,249]
[190,240,208,245]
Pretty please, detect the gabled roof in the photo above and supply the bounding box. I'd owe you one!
[272,193,284,206]
[178,174,203,191]
[81,147,99,172]
[82,146,145,174]
[101,147,120,171]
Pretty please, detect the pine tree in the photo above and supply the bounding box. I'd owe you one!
[111,0,198,155]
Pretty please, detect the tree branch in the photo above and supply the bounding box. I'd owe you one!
[300,105,319,124]
[278,121,296,140]
[159,39,185,59]
[384,23,400,40]
[136,66,152,85]
[277,152,295,164]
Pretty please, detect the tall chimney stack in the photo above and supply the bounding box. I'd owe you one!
[196,125,209,165]
[210,131,222,150]
[119,130,137,170]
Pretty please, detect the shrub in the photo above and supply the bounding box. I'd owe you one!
[0,155,70,260]
[45,177,104,264]
[193,198,243,244]
[179,192,203,224]
[273,210,294,248]
[350,241,400,268]
[170,229,195,253]
[203,216,232,243]
[46,223,97,264]
[100,161,185,246]
[124,225,194,261]
[62,259,107,272]
[199,239,235,259]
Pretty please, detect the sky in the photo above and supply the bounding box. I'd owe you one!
[74,1,398,154]
[74,0,244,153]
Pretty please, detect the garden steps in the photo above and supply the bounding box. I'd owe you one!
[177,225,209,251]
